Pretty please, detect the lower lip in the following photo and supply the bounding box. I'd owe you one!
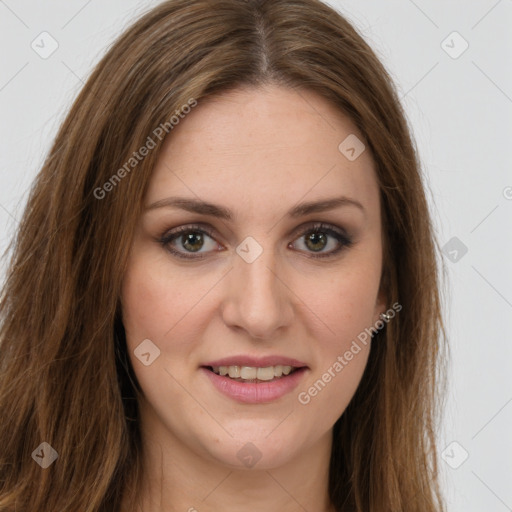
[201,367,308,404]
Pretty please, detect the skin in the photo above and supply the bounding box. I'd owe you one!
[120,84,387,512]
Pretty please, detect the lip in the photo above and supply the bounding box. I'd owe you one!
[201,366,308,404]
[201,355,308,368]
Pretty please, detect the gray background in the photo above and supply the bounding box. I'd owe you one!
[1,1,511,510]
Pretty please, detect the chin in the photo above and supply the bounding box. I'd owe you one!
[203,430,303,471]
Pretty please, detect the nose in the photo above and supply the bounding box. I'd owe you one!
[220,245,294,340]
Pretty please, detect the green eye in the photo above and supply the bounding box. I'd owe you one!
[159,222,353,260]
[290,223,353,258]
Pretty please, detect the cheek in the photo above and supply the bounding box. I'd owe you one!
[120,249,206,345]
[295,274,374,427]
[297,344,370,430]
[292,258,380,422]
[120,255,210,408]
[303,262,381,348]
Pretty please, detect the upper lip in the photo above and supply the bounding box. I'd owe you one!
[202,355,308,368]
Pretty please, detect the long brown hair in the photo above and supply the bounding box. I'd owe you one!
[0,0,447,510]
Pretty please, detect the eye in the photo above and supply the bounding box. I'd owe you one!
[159,224,222,260]
[289,222,353,258]
[158,222,353,260]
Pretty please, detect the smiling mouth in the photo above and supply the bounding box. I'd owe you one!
[205,365,302,383]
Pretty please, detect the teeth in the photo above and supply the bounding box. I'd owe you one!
[212,364,297,381]
[227,366,240,378]
[240,366,257,379]
[255,367,274,381]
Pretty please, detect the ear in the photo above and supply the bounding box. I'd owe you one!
[372,285,388,325]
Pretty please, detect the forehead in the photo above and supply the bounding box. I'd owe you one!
[146,85,379,221]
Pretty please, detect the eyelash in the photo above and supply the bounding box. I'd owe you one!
[158,222,353,260]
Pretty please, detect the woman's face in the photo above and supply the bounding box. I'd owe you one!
[121,84,386,470]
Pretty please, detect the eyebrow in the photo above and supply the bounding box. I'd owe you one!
[145,195,365,219]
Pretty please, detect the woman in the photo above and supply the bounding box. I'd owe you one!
[0,0,447,510]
